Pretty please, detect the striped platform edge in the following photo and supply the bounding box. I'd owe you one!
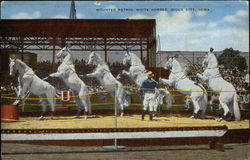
[1,126,230,151]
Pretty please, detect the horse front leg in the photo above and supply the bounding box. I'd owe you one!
[13,77,23,105]
[197,73,209,82]
[86,72,98,78]
[13,83,22,105]
[122,70,130,76]
[49,71,63,78]
[159,78,175,87]
[13,82,30,105]
[43,71,63,80]
[117,70,130,79]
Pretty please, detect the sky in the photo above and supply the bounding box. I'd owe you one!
[1,1,249,53]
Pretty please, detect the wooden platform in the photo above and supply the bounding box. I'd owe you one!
[2,115,249,149]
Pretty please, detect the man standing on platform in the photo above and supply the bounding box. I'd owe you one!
[140,71,160,120]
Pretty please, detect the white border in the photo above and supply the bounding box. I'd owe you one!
[2,130,227,141]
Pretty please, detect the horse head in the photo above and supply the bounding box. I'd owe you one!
[88,51,100,65]
[9,58,18,76]
[164,57,174,70]
[57,46,71,59]
[123,52,131,65]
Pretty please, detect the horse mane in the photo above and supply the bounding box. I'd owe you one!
[129,52,143,66]
[62,50,74,66]
[172,58,184,72]
[15,59,32,71]
[207,52,218,68]
[94,52,106,65]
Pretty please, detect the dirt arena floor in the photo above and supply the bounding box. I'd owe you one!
[1,143,250,160]
[1,114,249,130]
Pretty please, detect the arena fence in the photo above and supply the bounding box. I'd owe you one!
[1,86,249,101]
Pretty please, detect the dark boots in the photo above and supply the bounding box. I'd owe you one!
[149,112,153,121]
[141,110,153,121]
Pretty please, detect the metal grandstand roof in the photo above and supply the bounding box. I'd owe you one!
[0,19,156,38]
[0,19,156,67]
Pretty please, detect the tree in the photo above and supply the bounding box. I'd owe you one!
[218,48,247,72]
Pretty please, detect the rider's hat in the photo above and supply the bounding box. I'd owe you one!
[146,71,154,78]
[185,95,190,99]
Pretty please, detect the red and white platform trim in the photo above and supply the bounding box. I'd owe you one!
[2,126,228,141]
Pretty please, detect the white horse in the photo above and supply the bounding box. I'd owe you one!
[9,58,56,120]
[86,52,129,116]
[46,46,91,118]
[159,57,208,118]
[197,51,240,121]
[119,51,172,113]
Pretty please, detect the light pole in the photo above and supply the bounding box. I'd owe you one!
[103,84,126,150]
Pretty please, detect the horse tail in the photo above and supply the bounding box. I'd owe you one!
[87,94,92,114]
[233,93,241,121]
[85,87,92,114]
[123,89,130,107]
[195,83,208,111]
[200,91,208,111]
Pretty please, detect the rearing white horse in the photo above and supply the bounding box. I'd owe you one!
[86,52,129,116]
[119,51,172,112]
[197,51,240,121]
[9,58,56,120]
[159,57,208,118]
[46,46,91,118]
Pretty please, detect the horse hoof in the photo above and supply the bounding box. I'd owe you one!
[190,115,195,119]
[120,113,124,117]
[74,115,80,119]
[200,116,206,120]
[13,100,20,105]
[37,116,45,120]
[49,117,54,120]
[217,117,223,122]
[226,114,233,121]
